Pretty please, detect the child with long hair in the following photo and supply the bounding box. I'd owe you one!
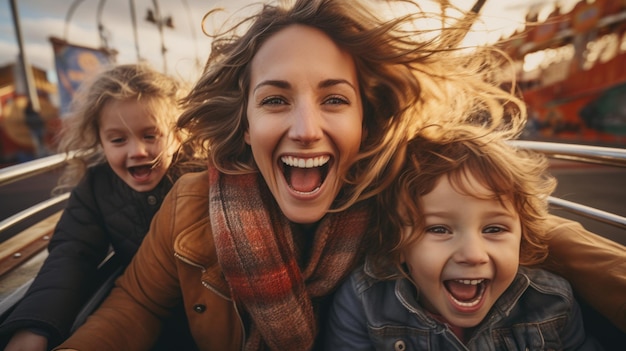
[0,63,197,351]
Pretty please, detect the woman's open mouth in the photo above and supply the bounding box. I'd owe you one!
[280,155,330,194]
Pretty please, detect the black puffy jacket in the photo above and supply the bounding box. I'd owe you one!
[0,163,194,349]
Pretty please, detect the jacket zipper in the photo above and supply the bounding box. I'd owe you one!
[174,252,246,350]
[231,299,247,351]
[174,252,231,300]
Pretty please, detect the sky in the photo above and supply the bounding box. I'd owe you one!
[0,0,579,87]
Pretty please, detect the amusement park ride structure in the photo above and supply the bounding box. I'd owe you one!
[1,0,184,165]
[504,0,626,145]
[0,0,625,349]
[3,0,625,166]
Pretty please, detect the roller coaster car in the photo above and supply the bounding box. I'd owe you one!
[0,142,625,349]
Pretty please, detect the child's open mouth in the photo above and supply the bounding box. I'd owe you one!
[280,155,330,194]
[444,278,487,308]
[129,165,153,181]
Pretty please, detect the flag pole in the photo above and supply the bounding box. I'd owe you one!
[9,0,40,112]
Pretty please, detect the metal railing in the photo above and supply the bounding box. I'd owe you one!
[0,153,69,240]
[0,153,68,186]
[0,154,69,316]
[509,140,626,231]
[0,142,625,317]
[510,140,626,167]
[1,142,626,258]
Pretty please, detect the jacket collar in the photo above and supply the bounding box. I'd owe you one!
[174,215,231,298]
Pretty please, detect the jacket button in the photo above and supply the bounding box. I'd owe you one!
[394,340,406,351]
[193,304,206,313]
[147,195,157,205]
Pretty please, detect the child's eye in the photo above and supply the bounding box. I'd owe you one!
[110,137,126,144]
[144,134,157,140]
[483,226,506,234]
[425,225,449,234]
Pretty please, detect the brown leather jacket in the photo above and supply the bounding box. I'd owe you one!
[56,171,626,350]
[57,171,244,351]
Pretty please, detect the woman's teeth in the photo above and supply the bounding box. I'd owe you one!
[280,155,330,193]
[281,155,330,168]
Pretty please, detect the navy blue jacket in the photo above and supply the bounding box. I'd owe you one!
[326,264,602,350]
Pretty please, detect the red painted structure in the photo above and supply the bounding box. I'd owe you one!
[505,0,626,145]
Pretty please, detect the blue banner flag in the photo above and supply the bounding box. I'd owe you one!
[50,37,115,115]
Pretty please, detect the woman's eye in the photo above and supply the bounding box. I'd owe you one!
[261,96,286,105]
[324,95,349,105]
[425,226,449,234]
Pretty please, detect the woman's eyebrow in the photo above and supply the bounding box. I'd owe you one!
[253,80,291,93]
[319,78,356,92]
[253,78,356,93]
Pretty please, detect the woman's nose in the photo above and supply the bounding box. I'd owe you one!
[288,102,323,144]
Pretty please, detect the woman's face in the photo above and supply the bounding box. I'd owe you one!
[245,24,363,224]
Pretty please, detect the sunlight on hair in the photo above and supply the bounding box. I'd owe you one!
[375,0,452,42]
[377,0,525,48]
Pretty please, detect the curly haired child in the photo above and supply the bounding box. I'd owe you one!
[326,125,602,350]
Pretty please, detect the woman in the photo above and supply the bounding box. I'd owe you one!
[57,1,625,350]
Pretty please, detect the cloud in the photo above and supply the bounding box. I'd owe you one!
[1,0,216,84]
[3,0,568,94]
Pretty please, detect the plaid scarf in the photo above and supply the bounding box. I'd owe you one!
[208,166,369,350]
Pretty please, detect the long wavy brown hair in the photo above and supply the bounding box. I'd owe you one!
[177,0,527,210]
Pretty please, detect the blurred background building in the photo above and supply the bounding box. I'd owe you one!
[1,0,625,167]
[0,63,59,166]
[503,0,626,145]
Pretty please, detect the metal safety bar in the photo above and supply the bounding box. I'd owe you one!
[510,140,626,167]
[509,140,626,230]
[0,153,69,242]
[0,152,69,186]
[0,194,69,235]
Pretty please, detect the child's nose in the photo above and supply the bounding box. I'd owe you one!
[129,138,149,158]
[454,232,489,265]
